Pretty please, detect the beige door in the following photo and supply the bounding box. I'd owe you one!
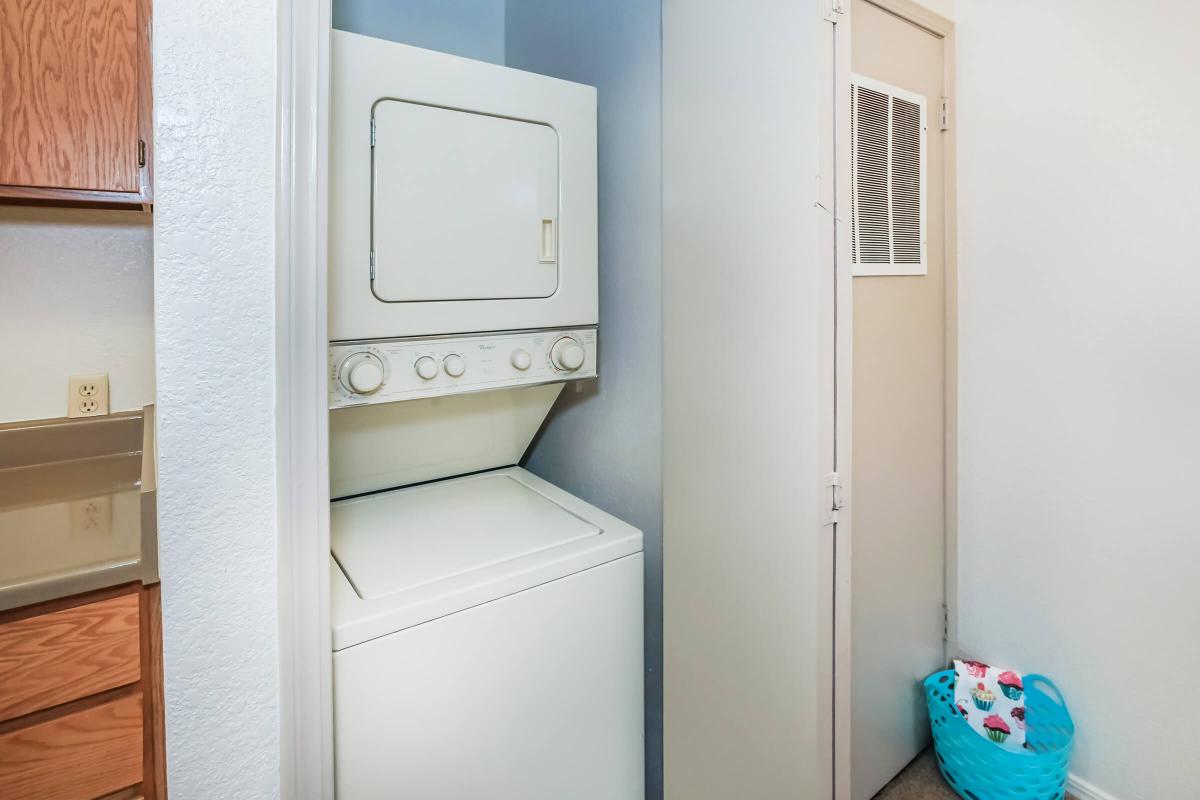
[850,2,948,798]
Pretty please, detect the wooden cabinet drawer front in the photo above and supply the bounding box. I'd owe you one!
[0,689,143,800]
[0,592,141,721]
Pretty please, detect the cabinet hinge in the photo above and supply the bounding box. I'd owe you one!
[137,139,146,168]
[939,97,951,132]
[370,119,376,148]
[823,0,846,23]
[369,251,376,280]
[824,472,845,526]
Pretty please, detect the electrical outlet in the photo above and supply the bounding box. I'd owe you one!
[68,373,109,418]
[70,495,112,539]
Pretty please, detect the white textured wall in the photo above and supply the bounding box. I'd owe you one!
[0,208,154,423]
[153,0,280,796]
[956,2,1200,798]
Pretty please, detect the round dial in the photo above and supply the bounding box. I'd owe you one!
[510,349,532,371]
[550,336,585,372]
[338,352,385,395]
[443,354,466,378]
[414,356,439,381]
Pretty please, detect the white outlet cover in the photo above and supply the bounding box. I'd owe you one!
[68,373,110,418]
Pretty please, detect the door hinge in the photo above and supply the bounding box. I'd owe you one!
[370,119,376,148]
[824,472,845,526]
[939,97,951,131]
[369,251,376,280]
[137,139,146,168]
[942,603,950,643]
[823,0,846,23]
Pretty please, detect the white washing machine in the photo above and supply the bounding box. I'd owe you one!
[332,468,644,799]
[327,32,644,799]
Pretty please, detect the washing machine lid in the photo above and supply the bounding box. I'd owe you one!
[333,472,599,599]
[330,467,643,650]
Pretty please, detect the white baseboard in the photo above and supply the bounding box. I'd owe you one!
[1068,773,1121,800]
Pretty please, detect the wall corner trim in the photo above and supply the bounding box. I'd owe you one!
[276,0,334,797]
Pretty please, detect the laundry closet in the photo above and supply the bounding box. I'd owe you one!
[321,3,664,797]
[314,3,945,799]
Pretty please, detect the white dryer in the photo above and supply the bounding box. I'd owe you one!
[331,468,644,800]
[330,31,598,341]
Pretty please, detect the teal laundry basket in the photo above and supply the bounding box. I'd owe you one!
[924,670,1075,800]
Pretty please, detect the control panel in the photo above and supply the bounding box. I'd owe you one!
[329,327,598,408]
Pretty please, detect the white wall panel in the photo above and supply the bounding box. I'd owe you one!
[662,2,829,797]
[0,208,153,423]
[956,2,1200,797]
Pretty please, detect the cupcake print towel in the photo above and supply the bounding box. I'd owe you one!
[953,659,1026,752]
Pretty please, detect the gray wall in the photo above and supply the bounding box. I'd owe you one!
[506,4,664,798]
[333,0,506,63]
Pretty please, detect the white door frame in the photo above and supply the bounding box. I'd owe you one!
[277,0,335,797]
[827,4,854,797]
[831,2,957,798]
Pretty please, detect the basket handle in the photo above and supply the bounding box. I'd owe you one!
[1025,673,1066,707]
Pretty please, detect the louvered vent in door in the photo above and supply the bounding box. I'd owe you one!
[850,75,927,276]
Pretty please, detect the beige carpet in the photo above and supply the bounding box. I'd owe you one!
[872,749,960,800]
[873,749,1078,800]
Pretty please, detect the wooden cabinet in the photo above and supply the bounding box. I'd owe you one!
[0,0,152,207]
[0,584,165,800]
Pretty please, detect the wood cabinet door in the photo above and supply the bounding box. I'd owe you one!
[0,0,144,197]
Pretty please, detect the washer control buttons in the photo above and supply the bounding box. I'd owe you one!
[414,356,439,381]
[331,332,595,407]
[338,352,385,395]
[443,354,466,378]
[510,349,532,371]
[550,336,586,372]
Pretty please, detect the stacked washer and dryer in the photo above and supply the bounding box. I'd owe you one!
[326,32,645,799]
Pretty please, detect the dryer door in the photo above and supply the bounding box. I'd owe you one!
[371,100,560,303]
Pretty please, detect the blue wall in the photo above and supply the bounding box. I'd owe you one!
[506,4,664,798]
[333,0,506,64]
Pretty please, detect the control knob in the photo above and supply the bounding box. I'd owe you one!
[414,356,439,381]
[443,354,466,378]
[338,352,385,395]
[510,349,532,371]
[549,336,585,372]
